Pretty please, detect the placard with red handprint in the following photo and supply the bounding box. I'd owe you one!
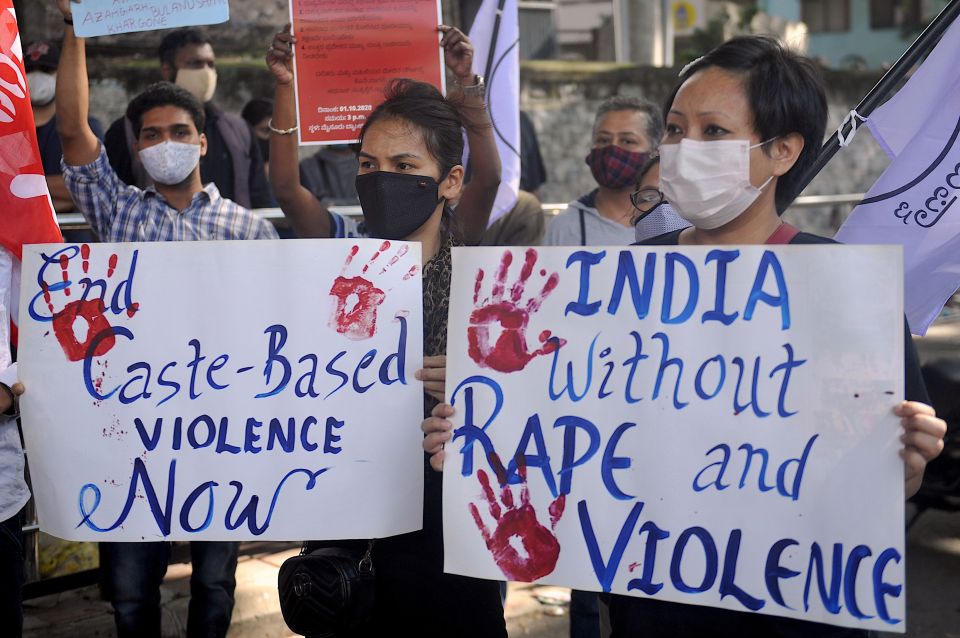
[17,239,425,542]
[443,245,909,632]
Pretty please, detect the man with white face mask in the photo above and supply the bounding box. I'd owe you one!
[103,28,273,209]
[55,3,277,634]
[25,40,103,214]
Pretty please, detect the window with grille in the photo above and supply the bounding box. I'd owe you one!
[801,0,851,32]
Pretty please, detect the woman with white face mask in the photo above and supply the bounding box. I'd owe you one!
[601,35,948,638]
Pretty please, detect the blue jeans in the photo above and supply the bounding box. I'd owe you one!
[101,541,239,638]
[0,510,24,638]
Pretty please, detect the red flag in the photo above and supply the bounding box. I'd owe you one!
[0,1,63,345]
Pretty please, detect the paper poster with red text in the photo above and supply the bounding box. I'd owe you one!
[289,0,445,145]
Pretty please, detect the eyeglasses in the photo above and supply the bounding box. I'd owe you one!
[630,186,664,212]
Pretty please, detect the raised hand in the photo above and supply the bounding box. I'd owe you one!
[469,459,566,582]
[266,24,295,86]
[328,241,417,341]
[438,25,474,82]
[468,248,563,373]
[56,0,80,20]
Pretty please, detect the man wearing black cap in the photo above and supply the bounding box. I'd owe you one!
[26,40,103,214]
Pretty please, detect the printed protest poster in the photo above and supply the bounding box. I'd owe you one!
[73,0,229,38]
[18,239,424,541]
[289,0,444,145]
[444,245,907,632]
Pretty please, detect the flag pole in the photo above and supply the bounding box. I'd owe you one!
[482,0,508,86]
[464,0,507,180]
[785,0,960,204]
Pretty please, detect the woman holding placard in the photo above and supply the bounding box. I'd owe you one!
[421,34,948,638]
[598,35,947,637]
[267,26,508,638]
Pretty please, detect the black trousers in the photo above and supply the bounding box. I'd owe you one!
[0,509,24,638]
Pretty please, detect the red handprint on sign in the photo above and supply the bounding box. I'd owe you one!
[469,459,566,582]
[40,245,137,362]
[468,248,563,373]
[328,241,417,341]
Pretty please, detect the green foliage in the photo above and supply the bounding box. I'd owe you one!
[677,15,728,65]
[676,1,761,65]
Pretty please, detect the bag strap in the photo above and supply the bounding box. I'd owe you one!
[578,209,587,246]
[765,222,800,245]
[359,539,375,574]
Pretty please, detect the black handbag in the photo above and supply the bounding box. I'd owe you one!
[277,539,375,637]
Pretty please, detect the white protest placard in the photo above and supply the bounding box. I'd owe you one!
[444,245,907,632]
[72,0,229,38]
[19,239,424,541]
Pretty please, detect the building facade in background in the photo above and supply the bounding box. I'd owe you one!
[761,0,950,68]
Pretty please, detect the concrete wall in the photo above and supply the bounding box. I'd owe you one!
[81,58,890,236]
[519,60,891,235]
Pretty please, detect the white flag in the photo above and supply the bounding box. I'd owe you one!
[835,18,960,334]
[469,0,520,224]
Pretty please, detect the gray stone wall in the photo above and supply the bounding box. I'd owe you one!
[80,56,889,235]
[520,61,892,235]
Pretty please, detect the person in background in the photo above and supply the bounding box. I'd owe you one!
[0,252,27,637]
[629,156,690,243]
[241,97,273,175]
[104,27,273,209]
[479,190,545,247]
[542,98,687,638]
[26,40,103,214]
[478,112,549,247]
[519,110,547,198]
[299,143,363,206]
[544,96,686,247]
[54,0,278,634]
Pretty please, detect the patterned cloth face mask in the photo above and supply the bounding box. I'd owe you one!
[138,141,202,185]
[585,145,651,190]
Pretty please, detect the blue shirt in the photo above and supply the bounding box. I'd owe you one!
[62,145,278,242]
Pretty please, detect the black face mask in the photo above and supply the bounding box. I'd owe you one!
[356,171,442,240]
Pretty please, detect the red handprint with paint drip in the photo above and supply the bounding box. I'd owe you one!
[469,458,566,582]
[328,241,418,341]
[40,245,138,362]
[468,248,563,373]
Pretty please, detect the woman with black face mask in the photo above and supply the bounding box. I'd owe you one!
[266,23,500,245]
[266,27,508,637]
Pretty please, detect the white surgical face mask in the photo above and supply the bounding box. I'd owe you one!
[659,138,774,230]
[175,67,217,103]
[138,141,201,185]
[27,71,56,106]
